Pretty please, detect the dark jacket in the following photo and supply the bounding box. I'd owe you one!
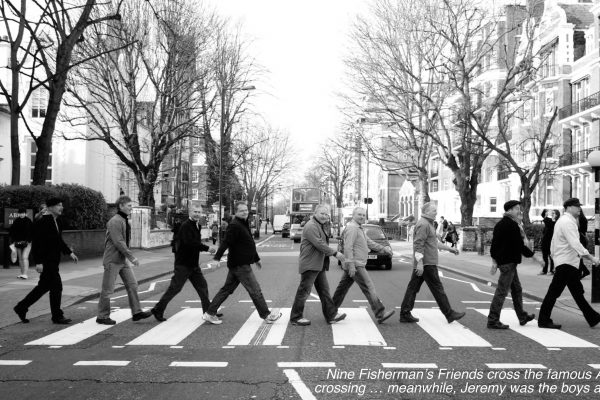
[490,216,533,265]
[9,216,33,243]
[541,217,555,251]
[214,216,260,268]
[32,214,72,266]
[175,219,210,268]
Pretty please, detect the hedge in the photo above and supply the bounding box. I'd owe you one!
[0,184,108,230]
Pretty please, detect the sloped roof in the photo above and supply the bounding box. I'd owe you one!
[559,4,594,29]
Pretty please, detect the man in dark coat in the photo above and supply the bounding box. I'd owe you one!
[13,197,79,324]
[487,200,535,329]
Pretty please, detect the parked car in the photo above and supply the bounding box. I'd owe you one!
[272,215,287,233]
[290,223,303,243]
[337,223,393,270]
[281,222,290,238]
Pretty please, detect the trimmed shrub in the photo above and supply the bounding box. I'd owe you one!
[524,223,545,251]
[0,183,108,230]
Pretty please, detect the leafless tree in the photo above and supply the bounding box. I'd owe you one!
[0,0,122,185]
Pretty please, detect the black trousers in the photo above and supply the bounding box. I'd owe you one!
[16,262,64,320]
[539,264,600,326]
[400,265,452,318]
[154,264,210,314]
[542,247,554,273]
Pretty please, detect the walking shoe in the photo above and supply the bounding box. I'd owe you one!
[538,321,561,329]
[377,310,396,324]
[519,313,535,326]
[447,311,466,323]
[581,269,591,279]
[203,312,222,325]
[13,306,29,323]
[216,312,224,318]
[52,317,72,324]
[132,311,152,321]
[150,308,166,322]
[487,321,509,329]
[291,318,311,326]
[265,311,283,324]
[17,275,28,279]
[328,313,347,324]
[96,318,116,325]
[399,313,419,323]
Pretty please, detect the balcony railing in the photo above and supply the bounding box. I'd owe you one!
[559,91,600,120]
[497,170,510,180]
[558,146,600,167]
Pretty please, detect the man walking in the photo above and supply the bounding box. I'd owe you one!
[538,198,600,329]
[150,204,217,322]
[14,197,78,324]
[487,200,536,329]
[203,201,281,325]
[399,202,465,324]
[96,196,151,324]
[332,207,395,324]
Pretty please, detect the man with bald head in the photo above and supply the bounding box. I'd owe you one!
[332,207,395,324]
[399,202,465,324]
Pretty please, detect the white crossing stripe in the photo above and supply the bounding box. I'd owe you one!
[486,363,546,369]
[228,308,291,346]
[283,369,318,400]
[412,309,492,347]
[0,360,32,366]
[74,361,130,366]
[382,363,438,369]
[170,361,228,367]
[26,309,132,346]
[278,362,336,368]
[474,309,598,348]
[331,308,387,346]
[127,308,205,346]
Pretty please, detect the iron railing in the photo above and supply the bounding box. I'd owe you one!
[558,146,600,167]
[559,91,600,120]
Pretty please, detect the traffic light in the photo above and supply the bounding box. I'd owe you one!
[363,197,373,204]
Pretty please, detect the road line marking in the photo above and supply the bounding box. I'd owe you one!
[170,346,184,349]
[140,300,158,303]
[309,292,320,300]
[239,300,272,303]
[486,363,546,369]
[0,360,31,366]
[112,346,124,349]
[352,300,368,303]
[283,369,317,400]
[48,346,62,349]
[74,361,130,366]
[262,308,291,346]
[439,347,453,350]
[278,362,335,368]
[384,346,396,350]
[462,301,491,303]
[332,345,345,349]
[332,308,387,346]
[412,309,492,347]
[415,300,436,303]
[228,311,264,346]
[170,362,228,367]
[127,308,205,345]
[382,363,438,369]
[110,279,170,300]
[222,346,235,349]
[277,346,290,349]
[588,364,600,369]
[306,299,320,302]
[492,347,506,351]
[548,348,561,351]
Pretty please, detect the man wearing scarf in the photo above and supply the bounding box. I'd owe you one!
[487,200,535,329]
[96,196,151,325]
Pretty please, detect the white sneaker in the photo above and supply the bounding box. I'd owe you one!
[17,275,27,280]
[265,311,282,324]
[202,312,222,325]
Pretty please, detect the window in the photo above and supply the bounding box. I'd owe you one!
[583,174,590,205]
[572,77,590,104]
[546,187,553,206]
[583,124,590,150]
[192,153,199,165]
[192,188,199,200]
[490,197,497,213]
[29,141,52,184]
[573,175,580,200]
[192,170,199,182]
[31,89,48,118]
[430,180,439,192]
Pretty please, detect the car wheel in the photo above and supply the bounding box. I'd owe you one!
[384,261,392,270]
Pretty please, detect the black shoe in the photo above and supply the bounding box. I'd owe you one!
[590,318,600,328]
[96,318,116,325]
[216,312,224,318]
[150,308,166,322]
[487,321,509,329]
[447,311,466,323]
[52,317,72,325]
[328,313,347,324]
[581,269,591,279]
[132,311,152,321]
[13,306,29,323]
[377,310,395,324]
[290,318,311,326]
[399,313,419,323]
[538,321,561,329]
[519,313,535,326]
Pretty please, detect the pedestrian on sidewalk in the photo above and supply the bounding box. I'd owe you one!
[538,198,600,329]
[13,197,79,324]
[445,221,459,248]
[210,222,219,245]
[96,196,151,325]
[399,202,465,324]
[487,200,535,329]
[332,207,395,324]
[9,208,33,279]
[577,211,591,280]
[150,204,217,322]
[203,201,281,325]
[289,205,346,326]
[540,209,558,275]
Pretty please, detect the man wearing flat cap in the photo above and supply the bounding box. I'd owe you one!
[538,198,600,329]
[487,200,535,329]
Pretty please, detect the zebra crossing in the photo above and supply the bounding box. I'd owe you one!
[18,306,600,351]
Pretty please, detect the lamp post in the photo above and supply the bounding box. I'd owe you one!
[587,150,600,303]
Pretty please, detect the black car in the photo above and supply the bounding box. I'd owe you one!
[281,222,290,238]
[337,224,393,270]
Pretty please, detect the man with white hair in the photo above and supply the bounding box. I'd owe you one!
[399,202,465,324]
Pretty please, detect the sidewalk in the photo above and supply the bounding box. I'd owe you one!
[389,240,597,318]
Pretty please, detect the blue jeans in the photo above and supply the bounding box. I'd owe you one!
[290,269,338,322]
[207,265,270,319]
[98,262,142,318]
[400,265,452,318]
[332,266,385,318]
[488,263,527,323]
[154,264,210,314]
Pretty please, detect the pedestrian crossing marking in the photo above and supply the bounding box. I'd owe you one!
[262,308,291,345]
[0,360,31,366]
[228,308,291,346]
[74,360,130,366]
[474,309,598,348]
[411,309,492,347]
[331,308,386,346]
[127,308,205,346]
[25,309,132,346]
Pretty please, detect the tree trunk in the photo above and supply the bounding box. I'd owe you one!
[520,176,533,226]
[455,175,477,226]
[10,105,20,185]
[415,171,430,220]
[137,180,156,209]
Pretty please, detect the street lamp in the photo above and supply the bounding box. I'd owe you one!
[587,150,600,303]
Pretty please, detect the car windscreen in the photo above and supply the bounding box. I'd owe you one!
[364,226,386,240]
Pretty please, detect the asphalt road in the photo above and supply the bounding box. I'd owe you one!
[1,235,599,400]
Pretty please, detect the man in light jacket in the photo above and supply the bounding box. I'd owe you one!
[290,204,346,326]
[96,196,151,325]
[332,207,395,324]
